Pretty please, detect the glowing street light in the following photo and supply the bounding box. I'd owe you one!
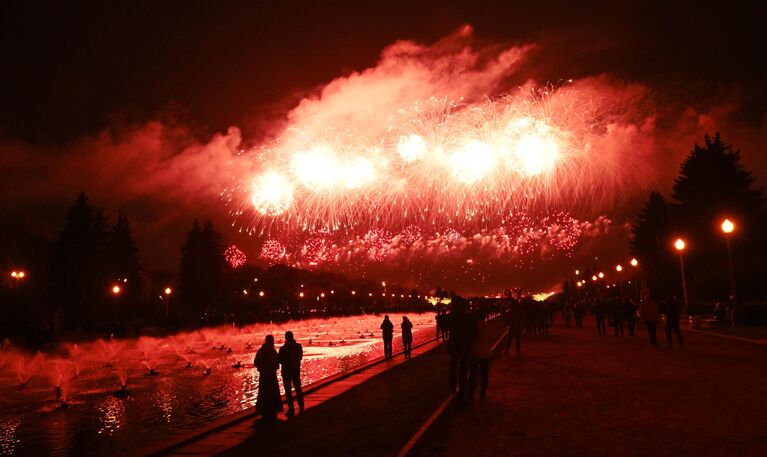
[615,265,623,272]
[630,258,639,267]
[351,290,356,295]
[111,284,122,321]
[592,275,598,282]
[721,219,734,234]
[598,272,604,279]
[721,219,737,307]
[259,291,265,297]
[674,238,689,311]
[575,269,580,276]
[299,291,305,298]
[10,270,26,287]
[163,287,173,317]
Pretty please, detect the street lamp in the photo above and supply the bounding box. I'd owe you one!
[674,238,689,312]
[598,272,604,279]
[630,258,639,267]
[111,284,122,321]
[164,287,172,317]
[10,270,26,287]
[721,219,737,303]
[615,265,623,272]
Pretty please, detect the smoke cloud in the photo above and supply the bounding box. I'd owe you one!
[1,25,765,293]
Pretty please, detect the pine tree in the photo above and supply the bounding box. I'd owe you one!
[52,192,110,326]
[179,220,226,317]
[673,133,763,227]
[109,214,141,307]
[630,192,675,298]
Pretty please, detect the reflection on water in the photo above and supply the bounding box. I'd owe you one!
[97,397,125,435]
[0,313,435,455]
[0,417,21,455]
[152,378,176,423]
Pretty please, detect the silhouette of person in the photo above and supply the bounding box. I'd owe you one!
[447,296,477,400]
[665,296,685,346]
[639,285,659,346]
[609,297,624,336]
[573,301,585,328]
[503,300,525,356]
[593,299,607,336]
[468,309,492,399]
[254,335,283,420]
[401,316,413,358]
[623,297,637,336]
[278,331,304,417]
[380,315,394,359]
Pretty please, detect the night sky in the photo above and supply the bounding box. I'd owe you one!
[1,0,766,293]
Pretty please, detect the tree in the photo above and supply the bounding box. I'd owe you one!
[672,133,763,227]
[630,192,675,299]
[179,220,225,318]
[109,214,141,309]
[632,134,767,302]
[52,192,110,327]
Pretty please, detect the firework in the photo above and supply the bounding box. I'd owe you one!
[224,245,247,269]
[227,83,642,240]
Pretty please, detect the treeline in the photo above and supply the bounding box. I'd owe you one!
[0,193,430,343]
[631,133,767,306]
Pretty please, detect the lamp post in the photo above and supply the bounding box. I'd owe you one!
[674,238,689,313]
[164,287,172,318]
[721,219,737,326]
[10,270,26,288]
[721,219,736,301]
[111,284,122,321]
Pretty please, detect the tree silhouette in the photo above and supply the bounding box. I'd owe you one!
[109,214,141,309]
[179,219,225,318]
[630,192,675,299]
[633,134,767,301]
[52,192,110,327]
[673,133,763,233]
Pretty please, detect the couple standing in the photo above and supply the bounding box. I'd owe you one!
[380,315,414,359]
[254,331,304,420]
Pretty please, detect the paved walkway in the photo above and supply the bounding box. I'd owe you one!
[152,337,443,456]
[414,322,767,457]
[149,319,767,457]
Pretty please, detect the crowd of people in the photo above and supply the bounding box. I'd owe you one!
[252,286,687,420]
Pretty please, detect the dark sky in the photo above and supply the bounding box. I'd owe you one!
[1,1,766,293]
[2,0,765,143]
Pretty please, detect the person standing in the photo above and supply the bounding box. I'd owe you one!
[447,296,477,400]
[254,335,282,420]
[468,310,492,399]
[573,301,585,328]
[503,300,525,356]
[623,297,637,336]
[593,299,607,336]
[665,296,685,346]
[639,286,659,347]
[401,316,413,358]
[278,331,304,417]
[381,315,394,359]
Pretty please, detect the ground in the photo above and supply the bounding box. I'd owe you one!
[218,320,767,457]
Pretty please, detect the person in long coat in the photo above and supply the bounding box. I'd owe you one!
[401,316,413,358]
[639,284,660,347]
[381,315,394,359]
[254,334,283,419]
